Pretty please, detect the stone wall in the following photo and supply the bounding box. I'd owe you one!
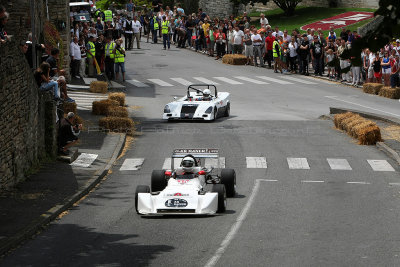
[198,0,234,18]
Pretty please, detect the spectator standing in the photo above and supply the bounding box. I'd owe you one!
[161,15,171,50]
[227,26,234,54]
[243,28,253,65]
[282,30,291,43]
[208,26,215,57]
[186,15,195,49]
[288,38,298,73]
[338,39,351,82]
[95,35,105,72]
[373,52,382,84]
[70,36,82,78]
[367,49,376,83]
[95,18,104,34]
[326,49,335,79]
[394,39,400,56]
[260,13,268,29]
[272,37,282,73]
[381,51,391,86]
[310,35,324,76]
[123,16,134,49]
[252,29,263,67]
[126,0,135,19]
[104,36,115,80]
[264,31,275,69]
[215,27,226,60]
[86,35,96,77]
[113,39,126,82]
[132,15,142,49]
[233,26,244,54]
[390,52,399,88]
[299,34,309,75]
[340,28,347,42]
[79,38,87,78]
[152,14,160,43]
[272,27,283,38]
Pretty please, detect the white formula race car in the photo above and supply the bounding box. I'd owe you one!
[162,84,230,121]
[135,148,236,215]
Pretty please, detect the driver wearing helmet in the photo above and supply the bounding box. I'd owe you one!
[180,156,196,174]
[202,89,212,101]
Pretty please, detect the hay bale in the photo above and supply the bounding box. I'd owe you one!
[63,102,77,114]
[343,116,365,133]
[74,114,84,124]
[363,83,383,95]
[378,87,400,99]
[99,117,134,134]
[358,125,382,145]
[350,121,376,138]
[106,106,129,117]
[92,99,119,115]
[222,54,247,65]
[90,81,108,93]
[108,92,126,106]
[339,114,359,130]
[334,112,355,128]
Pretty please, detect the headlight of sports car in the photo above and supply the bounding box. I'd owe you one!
[164,105,171,113]
[205,106,213,114]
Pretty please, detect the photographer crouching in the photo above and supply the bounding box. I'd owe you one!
[58,112,82,155]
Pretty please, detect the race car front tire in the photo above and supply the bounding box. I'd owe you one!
[151,170,167,192]
[224,103,230,117]
[221,169,236,197]
[212,184,226,213]
[135,185,150,214]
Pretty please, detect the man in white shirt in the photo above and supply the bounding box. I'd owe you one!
[123,16,134,50]
[282,30,291,43]
[227,26,234,54]
[394,39,400,56]
[259,13,269,29]
[233,26,244,54]
[132,15,142,49]
[251,29,264,67]
[70,36,81,78]
[272,26,283,38]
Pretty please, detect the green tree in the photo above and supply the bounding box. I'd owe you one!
[272,0,302,16]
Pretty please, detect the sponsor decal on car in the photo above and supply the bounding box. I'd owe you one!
[165,193,189,196]
[176,179,190,184]
[165,198,188,208]
[173,148,219,154]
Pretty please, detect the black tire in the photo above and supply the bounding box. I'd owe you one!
[151,170,167,192]
[135,185,150,214]
[212,184,226,213]
[220,169,236,197]
[213,107,218,121]
[224,103,230,117]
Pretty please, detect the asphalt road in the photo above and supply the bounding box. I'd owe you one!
[2,41,400,267]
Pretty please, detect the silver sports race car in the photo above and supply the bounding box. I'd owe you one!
[135,148,236,215]
[162,84,230,121]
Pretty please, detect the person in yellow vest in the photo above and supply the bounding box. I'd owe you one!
[104,9,113,22]
[273,38,282,73]
[86,35,96,77]
[161,15,170,50]
[104,36,115,80]
[152,14,159,44]
[113,38,126,82]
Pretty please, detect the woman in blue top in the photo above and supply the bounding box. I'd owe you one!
[381,51,391,86]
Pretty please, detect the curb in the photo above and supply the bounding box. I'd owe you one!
[328,107,400,166]
[0,133,127,257]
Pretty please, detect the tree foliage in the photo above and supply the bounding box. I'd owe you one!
[272,0,302,16]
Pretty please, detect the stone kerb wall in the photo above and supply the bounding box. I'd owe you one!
[0,40,57,190]
[198,0,234,18]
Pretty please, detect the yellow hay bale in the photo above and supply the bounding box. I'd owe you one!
[63,102,77,114]
[222,54,247,65]
[363,83,383,95]
[333,112,355,129]
[99,117,134,134]
[350,121,376,138]
[92,99,119,115]
[106,106,129,117]
[339,115,359,130]
[358,125,382,145]
[74,114,83,124]
[378,87,400,99]
[108,92,126,106]
[343,116,365,133]
[90,81,108,93]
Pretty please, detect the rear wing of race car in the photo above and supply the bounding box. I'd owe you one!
[171,148,220,169]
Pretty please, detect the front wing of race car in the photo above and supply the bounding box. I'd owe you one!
[137,191,218,215]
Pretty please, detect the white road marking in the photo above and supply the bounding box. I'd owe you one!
[367,160,395,172]
[325,96,400,118]
[147,79,173,87]
[301,180,325,183]
[119,158,145,171]
[193,77,219,85]
[235,76,268,84]
[205,157,226,169]
[204,179,269,267]
[389,183,400,186]
[287,158,310,169]
[126,79,149,87]
[279,76,318,84]
[264,179,278,182]
[170,78,192,86]
[347,182,371,185]
[162,158,182,170]
[213,77,243,85]
[327,158,352,170]
[256,76,293,84]
[303,76,333,84]
[70,153,98,168]
[246,157,267,168]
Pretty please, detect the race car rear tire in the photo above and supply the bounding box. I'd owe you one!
[213,108,218,121]
[151,170,167,192]
[220,169,236,197]
[135,185,150,214]
[212,184,226,213]
[224,103,230,117]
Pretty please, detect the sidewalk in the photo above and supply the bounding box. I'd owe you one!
[0,82,127,257]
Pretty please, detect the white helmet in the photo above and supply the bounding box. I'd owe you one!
[203,89,211,98]
[181,156,195,172]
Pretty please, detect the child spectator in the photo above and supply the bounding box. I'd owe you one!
[326,49,335,79]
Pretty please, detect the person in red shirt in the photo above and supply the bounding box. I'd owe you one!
[264,31,275,69]
[214,27,226,60]
[390,51,399,88]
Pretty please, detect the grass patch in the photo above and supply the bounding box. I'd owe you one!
[250,7,377,36]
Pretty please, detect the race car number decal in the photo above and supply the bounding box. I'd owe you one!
[165,198,188,208]
[176,179,190,184]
